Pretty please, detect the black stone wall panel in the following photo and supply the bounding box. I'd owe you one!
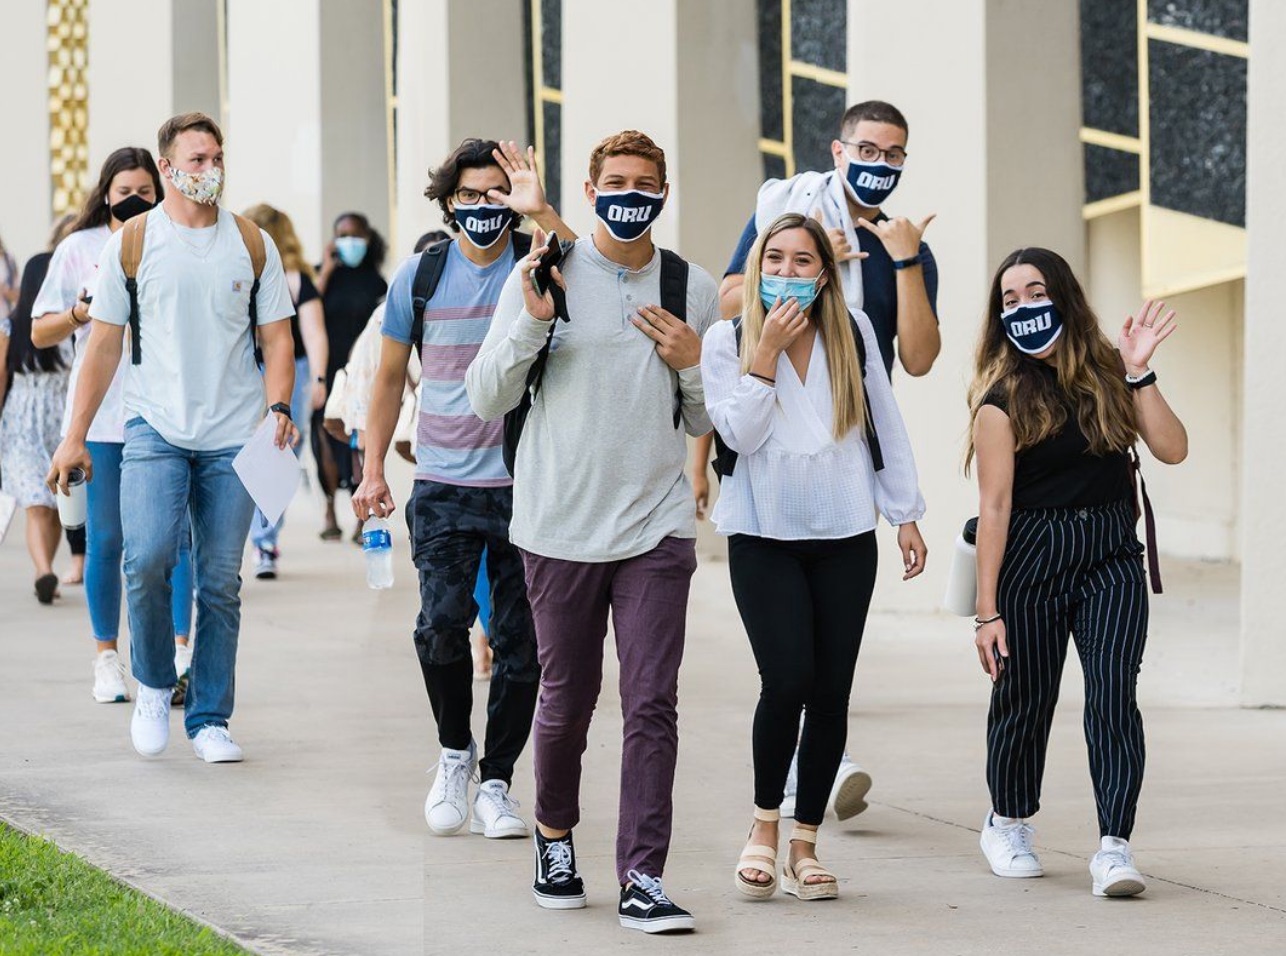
[762,151,787,183]
[792,77,846,174]
[759,0,784,142]
[1084,144,1141,204]
[1148,39,1246,226]
[1080,0,1139,137]
[1147,0,1248,41]
[542,100,561,213]
[541,0,561,90]
[791,0,846,73]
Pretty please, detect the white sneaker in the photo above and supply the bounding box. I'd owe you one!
[172,642,193,706]
[471,779,529,838]
[130,684,172,757]
[92,650,130,703]
[980,811,1044,878]
[254,547,278,580]
[829,756,873,820]
[1090,836,1146,897]
[193,725,244,763]
[425,742,476,835]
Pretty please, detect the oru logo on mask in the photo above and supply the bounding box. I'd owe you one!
[594,189,665,242]
[454,202,513,250]
[1000,301,1064,355]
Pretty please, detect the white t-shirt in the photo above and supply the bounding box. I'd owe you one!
[31,225,129,442]
[90,206,293,451]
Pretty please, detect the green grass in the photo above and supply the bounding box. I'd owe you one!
[0,823,253,956]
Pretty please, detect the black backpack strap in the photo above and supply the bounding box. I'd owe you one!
[409,240,451,357]
[848,314,883,472]
[659,249,689,428]
[711,318,743,481]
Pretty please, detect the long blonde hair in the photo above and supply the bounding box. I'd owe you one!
[740,213,865,440]
[242,203,314,280]
[965,247,1136,472]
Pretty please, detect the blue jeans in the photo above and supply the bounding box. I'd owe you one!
[121,417,256,737]
[250,356,310,551]
[86,441,194,640]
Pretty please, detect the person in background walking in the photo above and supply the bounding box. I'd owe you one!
[968,247,1186,897]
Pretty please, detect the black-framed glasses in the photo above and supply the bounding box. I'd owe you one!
[454,186,508,205]
[840,140,908,167]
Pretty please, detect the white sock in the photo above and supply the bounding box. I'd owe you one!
[992,813,1022,827]
[1101,835,1130,852]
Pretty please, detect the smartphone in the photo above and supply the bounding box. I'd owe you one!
[531,231,563,296]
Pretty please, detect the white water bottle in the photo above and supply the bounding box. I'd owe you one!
[943,517,979,617]
[362,514,394,589]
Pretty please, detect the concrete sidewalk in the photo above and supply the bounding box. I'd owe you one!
[1,483,1283,955]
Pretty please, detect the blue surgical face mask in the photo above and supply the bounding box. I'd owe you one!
[1000,300,1064,355]
[843,156,902,208]
[759,274,821,312]
[335,235,368,268]
[453,202,513,250]
[594,189,665,242]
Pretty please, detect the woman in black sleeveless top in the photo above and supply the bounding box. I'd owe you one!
[966,247,1186,899]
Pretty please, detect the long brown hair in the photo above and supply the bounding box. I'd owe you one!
[68,147,164,235]
[740,213,865,440]
[242,204,314,280]
[966,247,1135,470]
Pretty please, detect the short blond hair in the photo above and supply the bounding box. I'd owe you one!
[158,112,223,159]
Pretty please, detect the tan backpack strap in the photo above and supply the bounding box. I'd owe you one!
[119,214,147,278]
[231,213,267,279]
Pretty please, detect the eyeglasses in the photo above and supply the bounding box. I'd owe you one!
[840,140,908,167]
[453,187,508,205]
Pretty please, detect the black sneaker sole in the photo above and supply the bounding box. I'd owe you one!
[619,914,695,933]
[533,888,587,910]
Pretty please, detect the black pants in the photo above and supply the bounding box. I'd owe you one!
[988,498,1149,838]
[728,532,878,826]
[406,480,539,785]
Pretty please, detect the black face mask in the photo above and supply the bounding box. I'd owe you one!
[109,194,156,223]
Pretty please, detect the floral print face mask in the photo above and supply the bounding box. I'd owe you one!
[167,165,224,205]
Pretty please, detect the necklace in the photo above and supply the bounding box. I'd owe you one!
[164,208,221,260]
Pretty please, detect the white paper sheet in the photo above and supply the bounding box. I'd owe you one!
[0,490,16,545]
[232,416,302,526]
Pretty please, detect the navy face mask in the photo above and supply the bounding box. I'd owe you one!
[453,202,513,250]
[594,189,665,242]
[1000,301,1064,355]
[843,157,902,208]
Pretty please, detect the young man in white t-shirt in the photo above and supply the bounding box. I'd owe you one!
[48,112,296,763]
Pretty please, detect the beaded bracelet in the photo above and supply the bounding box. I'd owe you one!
[1125,369,1157,390]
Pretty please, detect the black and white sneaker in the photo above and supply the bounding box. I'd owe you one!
[532,829,586,909]
[618,870,695,934]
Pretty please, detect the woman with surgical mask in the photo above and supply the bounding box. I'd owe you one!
[701,212,926,902]
[28,148,197,707]
[967,247,1186,898]
[314,211,387,541]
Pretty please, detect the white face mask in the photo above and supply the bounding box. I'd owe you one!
[167,164,224,205]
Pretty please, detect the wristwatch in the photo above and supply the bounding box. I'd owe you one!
[269,402,292,420]
[892,254,922,270]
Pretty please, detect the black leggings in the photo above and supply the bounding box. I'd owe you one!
[728,532,878,826]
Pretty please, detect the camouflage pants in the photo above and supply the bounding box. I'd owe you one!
[406,480,539,785]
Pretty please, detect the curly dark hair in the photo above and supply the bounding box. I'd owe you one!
[425,138,507,233]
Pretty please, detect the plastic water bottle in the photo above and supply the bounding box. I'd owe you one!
[362,514,394,589]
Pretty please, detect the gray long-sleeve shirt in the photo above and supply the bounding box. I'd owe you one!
[466,237,719,563]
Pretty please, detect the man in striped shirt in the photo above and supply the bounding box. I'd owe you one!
[353,138,574,839]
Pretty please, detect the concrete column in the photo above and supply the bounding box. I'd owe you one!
[222,0,324,261]
[0,2,53,264]
[1241,0,1286,706]
[86,0,174,171]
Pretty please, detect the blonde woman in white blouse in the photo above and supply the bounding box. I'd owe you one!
[702,212,927,902]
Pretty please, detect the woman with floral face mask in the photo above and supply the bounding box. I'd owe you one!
[314,211,387,540]
[967,247,1186,898]
[702,212,927,902]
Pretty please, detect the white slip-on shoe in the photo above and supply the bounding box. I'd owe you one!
[471,779,529,838]
[1090,836,1146,897]
[424,742,476,835]
[92,650,130,703]
[192,725,244,763]
[980,811,1044,878]
[829,756,873,820]
[130,684,172,757]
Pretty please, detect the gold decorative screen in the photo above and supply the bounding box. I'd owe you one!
[47,0,90,218]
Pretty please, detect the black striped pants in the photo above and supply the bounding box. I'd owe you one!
[987,498,1149,839]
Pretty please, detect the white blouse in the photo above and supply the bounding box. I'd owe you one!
[701,311,925,540]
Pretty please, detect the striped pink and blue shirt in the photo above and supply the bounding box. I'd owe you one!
[382,241,516,487]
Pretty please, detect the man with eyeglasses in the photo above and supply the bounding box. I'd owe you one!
[697,100,941,822]
[352,138,574,840]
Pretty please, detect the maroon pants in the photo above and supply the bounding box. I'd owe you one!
[520,536,697,882]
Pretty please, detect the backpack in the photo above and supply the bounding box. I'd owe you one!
[408,235,690,477]
[711,313,884,480]
[121,211,266,365]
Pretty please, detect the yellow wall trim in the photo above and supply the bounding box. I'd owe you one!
[1145,22,1249,58]
[1080,127,1142,154]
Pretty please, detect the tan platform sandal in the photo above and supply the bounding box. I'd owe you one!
[781,825,838,901]
[735,807,780,900]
